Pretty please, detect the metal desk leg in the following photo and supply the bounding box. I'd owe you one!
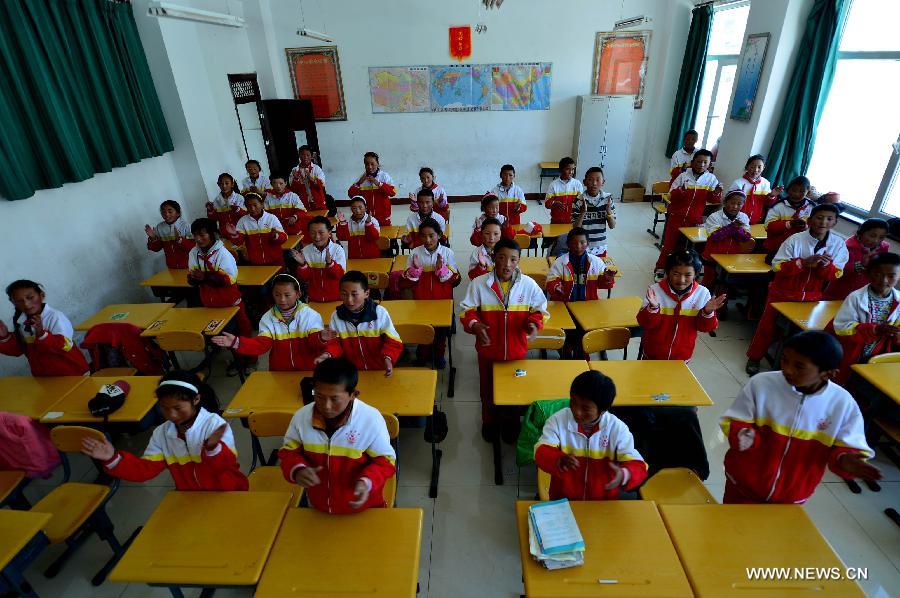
[429,439,443,498]
[447,331,456,398]
[493,437,504,485]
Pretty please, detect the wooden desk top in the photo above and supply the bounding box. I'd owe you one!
[660,504,864,597]
[140,307,238,337]
[519,256,550,277]
[539,224,572,238]
[851,362,900,405]
[224,369,438,419]
[306,301,341,324]
[680,224,767,243]
[772,301,841,331]
[712,253,771,274]
[567,296,642,330]
[546,301,576,330]
[516,501,692,598]
[40,376,161,424]
[140,266,281,288]
[75,303,175,332]
[381,299,454,328]
[347,258,395,274]
[0,510,52,571]
[379,225,403,239]
[109,491,290,586]
[284,234,303,250]
[589,360,713,406]
[0,470,26,504]
[0,376,87,420]
[492,360,589,406]
[539,161,560,170]
[255,508,423,597]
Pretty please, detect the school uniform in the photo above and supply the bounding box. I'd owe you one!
[102,407,248,491]
[327,300,404,371]
[571,190,614,256]
[669,147,695,182]
[468,245,494,280]
[265,190,308,235]
[546,252,609,301]
[0,304,89,376]
[336,216,381,259]
[404,211,447,248]
[638,280,717,360]
[655,170,721,270]
[229,211,287,266]
[544,178,584,224]
[763,198,814,253]
[207,192,246,230]
[721,373,873,504]
[234,304,338,371]
[535,409,648,501]
[241,174,270,195]
[401,245,459,300]
[279,398,396,514]
[823,236,890,300]
[469,213,514,246]
[295,241,346,302]
[147,218,194,270]
[746,230,849,361]
[700,209,752,288]
[410,183,450,219]
[348,171,396,225]
[729,176,775,224]
[492,182,527,225]
[289,163,327,210]
[831,285,900,383]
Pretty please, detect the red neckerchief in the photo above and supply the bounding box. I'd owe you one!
[660,279,699,303]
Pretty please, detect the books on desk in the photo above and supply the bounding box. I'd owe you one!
[527,499,584,570]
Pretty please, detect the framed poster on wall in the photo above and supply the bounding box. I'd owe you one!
[730,33,770,121]
[592,30,651,108]
[285,46,347,121]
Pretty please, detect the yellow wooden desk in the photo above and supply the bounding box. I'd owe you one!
[851,362,900,405]
[381,299,454,327]
[255,508,422,597]
[40,376,161,424]
[284,234,303,250]
[224,369,437,419]
[347,258,394,289]
[309,209,328,218]
[306,300,341,324]
[660,504,864,597]
[139,306,238,338]
[0,376,88,420]
[519,256,549,278]
[516,501,692,598]
[0,510,52,571]
[546,255,622,277]
[393,254,409,270]
[140,266,281,289]
[773,300,841,331]
[567,296,642,330]
[492,360,589,406]
[590,360,713,406]
[680,224,767,243]
[0,471,26,504]
[380,225,402,239]
[110,491,290,589]
[539,223,572,239]
[712,253,771,274]
[75,303,175,332]
[546,300,576,330]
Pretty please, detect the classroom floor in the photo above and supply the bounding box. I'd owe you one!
[20,200,900,597]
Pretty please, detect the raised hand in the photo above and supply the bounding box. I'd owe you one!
[477,252,489,268]
[211,332,237,348]
[603,463,625,490]
[30,314,43,338]
[81,436,116,461]
[737,428,756,451]
[336,212,347,223]
[703,293,727,314]
[313,351,332,364]
[384,356,394,377]
[646,285,660,309]
[348,479,370,509]
[290,248,306,266]
[287,215,298,226]
[557,454,579,472]
[325,247,333,266]
[435,254,444,271]
[222,222,238,237]
[144,224,157,238]
[205,424,228,451]
[293,465,323,487]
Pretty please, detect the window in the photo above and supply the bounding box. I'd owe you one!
[806,0,900,217]
[694,2,751,150]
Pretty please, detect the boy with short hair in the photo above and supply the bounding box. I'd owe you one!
[403,188,447,248]
[545,157,584,224]
[279,357,396,513]
[572,166,616,256]
[470,193,513,246]
[290,216,346,302]
[546,227,614,301]
[669,130,698,183]
[492,164,527,225]
[336,196,381,259]
[265,173,308,236]
[459,238,549,439]
[535,370,647,500]
[722,331,880,504]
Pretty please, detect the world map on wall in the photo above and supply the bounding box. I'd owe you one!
[368,63,552,114]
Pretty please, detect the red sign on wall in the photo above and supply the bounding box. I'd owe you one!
[449,26,472,61]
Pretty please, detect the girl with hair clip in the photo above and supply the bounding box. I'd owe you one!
[144,200,194,269]
[409,167,450,220]
[205,172,246,231]
[211,274,340,370]
[81,371,249,491]
[0,280,89,376]
[348,152,396,225]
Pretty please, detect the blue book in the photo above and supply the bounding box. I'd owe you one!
[528,499,585,555]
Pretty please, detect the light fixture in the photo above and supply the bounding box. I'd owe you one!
[614,16,650,30]
[296,28,334,43]
[147,1,245,28]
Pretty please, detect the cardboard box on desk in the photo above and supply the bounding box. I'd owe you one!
[621,183,647,202]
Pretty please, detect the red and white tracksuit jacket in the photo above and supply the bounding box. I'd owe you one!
[763,198,814,253]
[279,399,396,514]
[290,163,327,210]
[831,285,899,383]
[0,304,89,376]
[401,245,459,300]
[823,236,890,301]
[235,304,339,371]
[469,213,514,246]
[327,301,404,371]
[188,241,243,308]
[348,171,397,225]
[147,218,194,269]
[409,183,450,219]
[240,174,270,195]
[729,175,776,224]
[459,270,548,362]
[336,216,381,258]
[637,280,717,360]
[404,210,447,248]
[492,182,527,225]
[265,190,308,235]
[102,407,248,491]
[295,241,346,302]
[669,147,695,182]
[545,178,584,224]
[535,409,648,501]
[207,192,246,230]
[721,373,873,504]
[656,170,721,269]
[701,209,752,260]
[468,246,494,280]
[228,212,287,266]
[546,252,609,301]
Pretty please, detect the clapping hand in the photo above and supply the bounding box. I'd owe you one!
[524,321,539,341]
[81,436,116,461]
[211,332,237,348]
[290,248,306,266]
[557,454,579,472]
[204,424,227,451]
[144,224,157,238]
[646,285,660,310]
[737,428,756,451]
[703,294,727,314]
[348,479,370,509]
[293,466,323,487]
[603,463,625,490]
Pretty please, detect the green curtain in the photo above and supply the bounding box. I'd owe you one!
[666,5,714,157]
[764,0,850,186]
[0,0,173,200]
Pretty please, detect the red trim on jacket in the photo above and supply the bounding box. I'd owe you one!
[336,219,381,258]
[147,236,194,269]
[637,281,717,360]
[0,333,89,376]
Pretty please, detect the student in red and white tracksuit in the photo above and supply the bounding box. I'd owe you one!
[470,193,514,246]
[700,191,752,289]
[546,240,610,302]
[336,197,381,259]
[240,160,269,196]
[668,131,697,182]
[493,164,527,225]
[265,174,308,236]
[637,277,719,360]
[468,219,504,280]
[545,159,584,224]
[206,173,245,230]
[224,194,287,266]
[723,333,879,504]
[728,155,782,224]
[823,219,890,300]
[459,239,548,429]
[290,146,327,210]
[409,167,449,220]
[0,281,89,376]
[763,177,815,254]
[403,191,447,249]
[326,293,404,373]
[746,205,849,372]
[535,371,647,500]
[291,217,346,302]
[145,200,195,269]
[348,153,396,225]
[655,151,722,271]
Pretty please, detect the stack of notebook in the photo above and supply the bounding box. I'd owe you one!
[527,499,585,570]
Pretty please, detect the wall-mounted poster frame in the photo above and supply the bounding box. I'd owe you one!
[730,33,770,121]
[592,30,651,108]
[285,45,347,121]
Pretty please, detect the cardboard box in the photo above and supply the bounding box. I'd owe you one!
[621,183,646,202]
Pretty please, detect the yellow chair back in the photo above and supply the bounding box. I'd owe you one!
[870,352,900,364]
[537,468,551,501]
[582,327,631,357]
[527,327,566,351]
[248,411,295,438]
[514,233,532,250]
[651,180,670,194]
[396,323,435,345]
[639,467,717,505]
[51,426,107,453]
[155,331,206,352]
